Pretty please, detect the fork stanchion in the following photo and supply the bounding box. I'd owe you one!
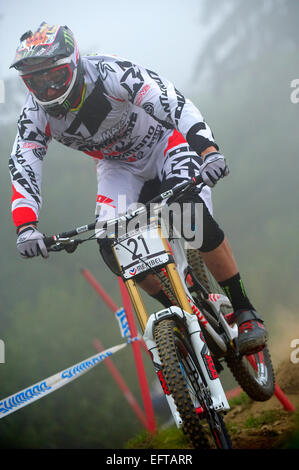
[81,268,156,433]
[93,338,149,428]
[118,277,156,434]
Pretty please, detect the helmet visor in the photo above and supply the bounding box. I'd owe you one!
[22,64,72,102]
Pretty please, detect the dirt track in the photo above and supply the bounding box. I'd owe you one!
[224,358,299,449]
[126,356,298,450]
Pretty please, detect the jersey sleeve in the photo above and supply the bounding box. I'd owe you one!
[9,94,52,228]
[103,56,219,154]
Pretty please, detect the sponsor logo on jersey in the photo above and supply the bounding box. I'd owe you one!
[96,195,116,208]
[135,84,150,106]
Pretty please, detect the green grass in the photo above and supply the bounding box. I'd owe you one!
[244,409,282,429]
[277,410,299,449]
[282,428,299,449]
[228,392,252,409]
[124,426,191,450]
[125,409,299,449]
[224,421,239,436]
[125,392,258,448]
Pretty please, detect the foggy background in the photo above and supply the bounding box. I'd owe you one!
[0,0,203,89]
[0,0,298,449]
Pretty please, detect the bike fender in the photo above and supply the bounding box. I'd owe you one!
[143,306,186,343]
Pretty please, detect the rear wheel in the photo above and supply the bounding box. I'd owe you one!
[187,249,230,315]
[154,318,232,449]
[187,249,275,401]
[225,347,275,401]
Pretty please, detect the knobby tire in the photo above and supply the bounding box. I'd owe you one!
[154,318,232,449]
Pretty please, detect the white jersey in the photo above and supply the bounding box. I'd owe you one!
[9,54,217,227]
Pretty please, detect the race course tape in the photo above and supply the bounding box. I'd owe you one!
[0,341,130,419]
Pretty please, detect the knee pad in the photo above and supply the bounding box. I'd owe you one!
[164,188,224,252]
[199,205,225,252]
[187,193,224,252]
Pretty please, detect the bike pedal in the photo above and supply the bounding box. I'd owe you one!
[229,338,242,359]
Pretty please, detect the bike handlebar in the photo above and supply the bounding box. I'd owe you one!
[44,174,205,250]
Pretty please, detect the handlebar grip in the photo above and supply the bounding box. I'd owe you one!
[194,174,204,185]
[43,236,56,248]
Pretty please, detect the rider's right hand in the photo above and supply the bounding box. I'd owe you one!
[16,226,48,259]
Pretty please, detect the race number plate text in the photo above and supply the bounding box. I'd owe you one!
[113,224,169,279]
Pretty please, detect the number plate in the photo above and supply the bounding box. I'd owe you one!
[113,224,169,279]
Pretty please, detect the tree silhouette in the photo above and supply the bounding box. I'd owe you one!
[195,0,299,87]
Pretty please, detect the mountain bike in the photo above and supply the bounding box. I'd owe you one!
[43,174,274,449]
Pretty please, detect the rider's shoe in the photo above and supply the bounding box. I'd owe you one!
[234,309,268,355]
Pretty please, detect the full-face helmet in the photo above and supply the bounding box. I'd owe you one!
[10,22,84,118]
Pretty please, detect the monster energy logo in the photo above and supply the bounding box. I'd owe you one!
[62,99,71,110]
[21,49,35,58]
[222,285,232,302]
[239,279,247,297]
[64,31,75,47]
[222,279,247,302]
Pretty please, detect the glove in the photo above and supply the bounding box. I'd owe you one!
[17,226,48,259]
[200,152,230,187]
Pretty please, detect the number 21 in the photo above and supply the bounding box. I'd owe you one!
[127,235,150,260]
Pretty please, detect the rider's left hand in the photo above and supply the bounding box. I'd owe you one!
[200,152,230,187]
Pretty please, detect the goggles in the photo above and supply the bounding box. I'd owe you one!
[22,64,72,102]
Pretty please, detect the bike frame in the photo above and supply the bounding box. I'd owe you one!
[44,174,238,429]
[111,223,233,427]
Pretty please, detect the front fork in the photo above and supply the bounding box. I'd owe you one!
[123,260,195,427]
[124,261,229,427]
[144,330,184,428]
[124,260,193,332]
[143,306,230,429]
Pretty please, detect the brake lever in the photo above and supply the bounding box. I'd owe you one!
[47,244,67,253]
[65,242,79,253]
[170,182,205,204]
[192,184,205,195]
[47,239,81,253]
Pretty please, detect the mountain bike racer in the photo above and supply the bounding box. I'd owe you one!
[9,22,268,355]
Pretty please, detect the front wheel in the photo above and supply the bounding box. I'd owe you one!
[154,318,232,449]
